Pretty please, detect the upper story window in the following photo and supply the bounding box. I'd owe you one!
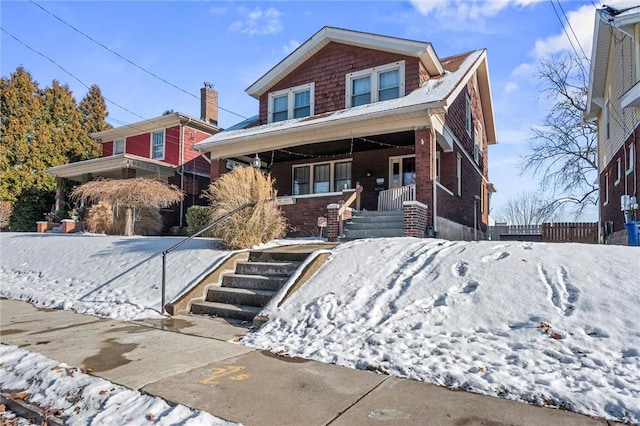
[345,61,405,108]
[465,93,473,137]
[268,83,315,123]
[114,138,125,155]
[628,143,636,174]
[151,129,165,160]
[474,122,483,165]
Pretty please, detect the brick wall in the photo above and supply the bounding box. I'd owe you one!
[269,146,415,211]
[600,125,640,233]
[280,192,353,237]
[257,42,421,124]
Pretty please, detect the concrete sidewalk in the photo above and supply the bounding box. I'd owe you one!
[0,299,619,426]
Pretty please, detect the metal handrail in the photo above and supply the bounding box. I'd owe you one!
[161,201,256,314]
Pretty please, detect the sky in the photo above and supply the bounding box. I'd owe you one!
[1,0,602,218]
[0,232,638,423]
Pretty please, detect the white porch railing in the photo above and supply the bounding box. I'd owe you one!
[377,184,416,211]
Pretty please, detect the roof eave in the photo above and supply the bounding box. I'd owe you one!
[246,26,443,99]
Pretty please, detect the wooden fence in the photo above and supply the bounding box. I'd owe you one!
[541,222,598,244]
[489,222,598,244]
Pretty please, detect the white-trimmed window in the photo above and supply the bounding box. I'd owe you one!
[465,93,472,137]
[456,154,462,196]
[268,83,314,123]
[604,172,609,205]
[345,61,405,108]
[627,143,635,174]
[151,129,165,160]
[292,160,352,195]
[114,138,125,155]
[435,151,441,182]
[474,122,483,165]
[615,158,621,185]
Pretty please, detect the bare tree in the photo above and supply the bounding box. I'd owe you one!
[495,191,559,225]
[521,53,598,218]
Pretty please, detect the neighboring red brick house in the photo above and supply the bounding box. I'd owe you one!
[47,86,220,230]
[194,27,498,240]
[586,5,640,245]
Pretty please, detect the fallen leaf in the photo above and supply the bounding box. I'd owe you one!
[146,413,155,421]
[99,390,108,396]
[82,367,94,374]
[8,392,28,401]
[551,332,565,340]
[0,403,5,412]
[51,365,63,372]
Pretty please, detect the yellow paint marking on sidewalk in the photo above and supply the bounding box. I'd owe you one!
[199,366,250,384]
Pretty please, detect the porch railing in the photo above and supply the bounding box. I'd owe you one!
[377,184,416,211]
[337,184,363,236]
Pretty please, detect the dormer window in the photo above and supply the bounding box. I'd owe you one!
[268,83,315,123]
[346,61,405,108]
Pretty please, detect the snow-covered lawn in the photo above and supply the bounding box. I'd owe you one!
[1,233,639,423]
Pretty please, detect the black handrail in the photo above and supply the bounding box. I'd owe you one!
[161,201,256,314]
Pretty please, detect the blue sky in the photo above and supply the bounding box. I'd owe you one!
[1,0,600,219]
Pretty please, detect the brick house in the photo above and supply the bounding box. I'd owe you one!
[586,5,640,245]
[194,27,497,240]
[47,86,220,230]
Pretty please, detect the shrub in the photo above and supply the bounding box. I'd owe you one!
[0,201,13,230]
[186,205,213,236]
[86,201,163,235]
[204,166,286,249]
[85,201,113,234]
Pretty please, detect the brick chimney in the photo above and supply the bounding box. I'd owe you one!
[200,83,218,126]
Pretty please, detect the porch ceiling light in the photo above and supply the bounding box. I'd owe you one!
[252,154,261,168]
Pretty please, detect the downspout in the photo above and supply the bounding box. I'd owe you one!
[179,120,188,228]
[426,109,437,233]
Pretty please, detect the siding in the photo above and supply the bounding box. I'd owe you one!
[599,31,638,170]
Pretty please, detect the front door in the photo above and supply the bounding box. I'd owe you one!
[389,155,416,189]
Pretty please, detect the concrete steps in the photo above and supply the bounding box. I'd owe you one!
[342,210,404,240]
[190,250,308,323]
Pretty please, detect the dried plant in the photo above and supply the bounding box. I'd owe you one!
[72,178,183,236]
[0,201,13,229]
[204,166,286,249]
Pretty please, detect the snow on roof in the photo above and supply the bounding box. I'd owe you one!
[194,49,484,152]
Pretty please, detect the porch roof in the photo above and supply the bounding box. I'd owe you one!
[194,49,496,160]
[47,154,177,182]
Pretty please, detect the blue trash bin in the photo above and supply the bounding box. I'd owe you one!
[624,221,640,246]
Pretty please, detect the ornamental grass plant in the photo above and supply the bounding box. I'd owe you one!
[204,166,286,249]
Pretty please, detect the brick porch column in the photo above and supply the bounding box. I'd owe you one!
[121,168,136,179]
[403,201,428,238]
[415,128,434,207]
[210,159,228,181]
[326,203,340,242]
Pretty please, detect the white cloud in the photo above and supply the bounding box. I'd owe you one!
[230,7,283,36]
[503,81,519,94]
[511,62,536,78]
[283,39,300,55]
[409,0,545,20]
[532,5,597,59]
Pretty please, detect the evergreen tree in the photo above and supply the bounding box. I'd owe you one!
[79,84,111,158]
[0,67,110,230]
[0,67,48,202]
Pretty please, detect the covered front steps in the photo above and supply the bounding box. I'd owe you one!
[167,243,336,327]
[341,209,404,240]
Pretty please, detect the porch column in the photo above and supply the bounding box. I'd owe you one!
[54,177,64,212]
[121,168,136,179]
[210,159,228,181]
[326,203,340,242]
[414,128,434,210]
